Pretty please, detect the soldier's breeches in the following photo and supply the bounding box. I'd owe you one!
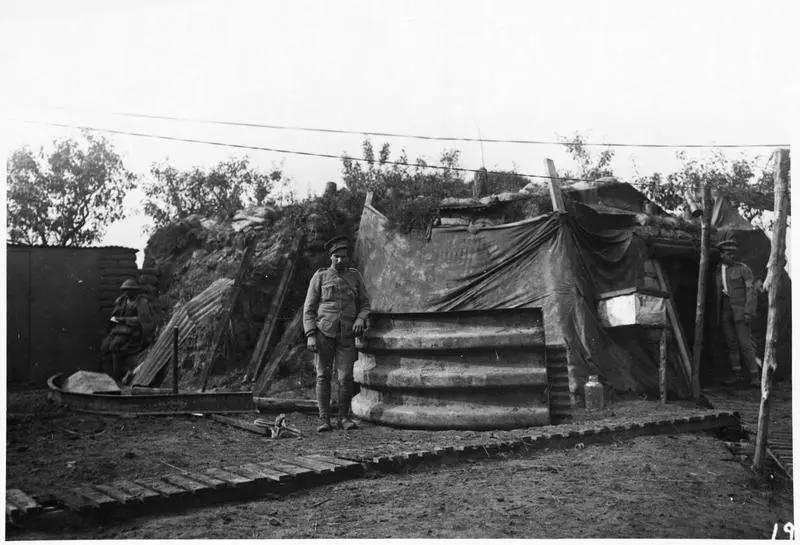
[314,332,356,418]
[720,296,758,375]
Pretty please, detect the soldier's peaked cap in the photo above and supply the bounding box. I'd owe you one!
[325,235,350,254]
[120,278,141,291]
[716,236,738,250]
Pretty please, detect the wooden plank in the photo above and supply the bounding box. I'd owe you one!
[209,414,267,435]
[304,454,363,470]
[240,463,290,483]
[710,193,724,226]
[252,463,296,483]
[137,478,192,499]
[113,480,162,502]
[72,485,118,508]
[691,183,713,399]
[201,236,257,391]
[180,471,229,490]
[659,327,668,404]
[93,484,140,504]
[5,503,18,519]
[544,158,566,212]
[753,148,790,473]
[652,260,693,387]
[290,456,336,474]
[222,465,273,483]
[58,489,98,512]
[203,468,253,487]
[245,234,305,382]
[162,473,210,494]
[253,306,305,397]
[252,397,325,413]
[597,287,671,300]
[267,461,316,479]
[5,489,42,515]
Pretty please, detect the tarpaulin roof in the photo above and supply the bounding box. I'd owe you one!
[356,202,691,397]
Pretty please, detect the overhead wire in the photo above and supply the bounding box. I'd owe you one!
[32,105,791,149]
[11,118,601,183]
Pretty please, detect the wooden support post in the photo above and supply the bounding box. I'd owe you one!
[544,159,566,212]
[200,237,257,392]
[690,183,712,399]
[473,167,488,198]
[172,327,179,394]
[253,306,305,397]
[753,148,790,473]
[244,234,305,383]
[659,327,668,404]
[652,260,693,388]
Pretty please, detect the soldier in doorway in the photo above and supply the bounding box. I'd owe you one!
[100,278,155,381]
[714,237,760,387]
[303,235,370,432]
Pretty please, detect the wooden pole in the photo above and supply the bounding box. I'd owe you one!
[544,159,566,212]
[659,327,668,404]
[690,183,712,399]
[652,261,693,388]
[172,327,179,394]
[752,148,790,473]
[253,306,305,397]
[243,234,305,383]
[200,236,257,391]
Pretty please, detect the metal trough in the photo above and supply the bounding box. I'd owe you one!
[352,308,551,430]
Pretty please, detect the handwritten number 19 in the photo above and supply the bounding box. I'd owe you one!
[772,522,794,540]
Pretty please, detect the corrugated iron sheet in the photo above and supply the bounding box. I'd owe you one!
[352,308,551,430]
[132,278,233,387]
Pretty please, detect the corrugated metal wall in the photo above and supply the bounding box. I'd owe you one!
[6,245,138,388]
[353,308,551,430]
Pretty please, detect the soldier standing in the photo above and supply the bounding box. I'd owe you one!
[303,235,370,432]
[714,237,759,387]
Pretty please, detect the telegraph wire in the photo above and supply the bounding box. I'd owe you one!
[34,105,791,149]
[12,118,601,183]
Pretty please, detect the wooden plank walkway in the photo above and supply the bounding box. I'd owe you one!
[5,410,741,528]
[704,387,793,478]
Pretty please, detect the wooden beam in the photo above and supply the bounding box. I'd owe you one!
[544,158,566,212]
[753,148,789,473]
[710,192,724,226]
[243,234,305,382]
[253,396,339,414]
[690,183,712,399]
[252,306,305,397]
[209,414,267,436]
[652,260,693,387]
[200,236,257,391]
[659,327,668,404]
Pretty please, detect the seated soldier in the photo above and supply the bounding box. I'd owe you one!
[100,278,155,381]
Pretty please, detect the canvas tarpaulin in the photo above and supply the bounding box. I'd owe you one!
[356,204,691,397]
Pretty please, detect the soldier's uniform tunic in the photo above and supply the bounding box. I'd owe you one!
[303,266,370,419]
[714,259,758,379]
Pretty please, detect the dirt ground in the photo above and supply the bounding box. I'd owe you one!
[5,388,795,539]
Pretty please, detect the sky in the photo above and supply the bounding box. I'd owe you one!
[1,0,797,258]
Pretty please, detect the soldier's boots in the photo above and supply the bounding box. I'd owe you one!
[317,417,333,433]
[338,417,358,431]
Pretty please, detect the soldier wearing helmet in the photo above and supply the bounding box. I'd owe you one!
[714,236,759,387]
[100,278,155,381]
[303,235,370,432]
